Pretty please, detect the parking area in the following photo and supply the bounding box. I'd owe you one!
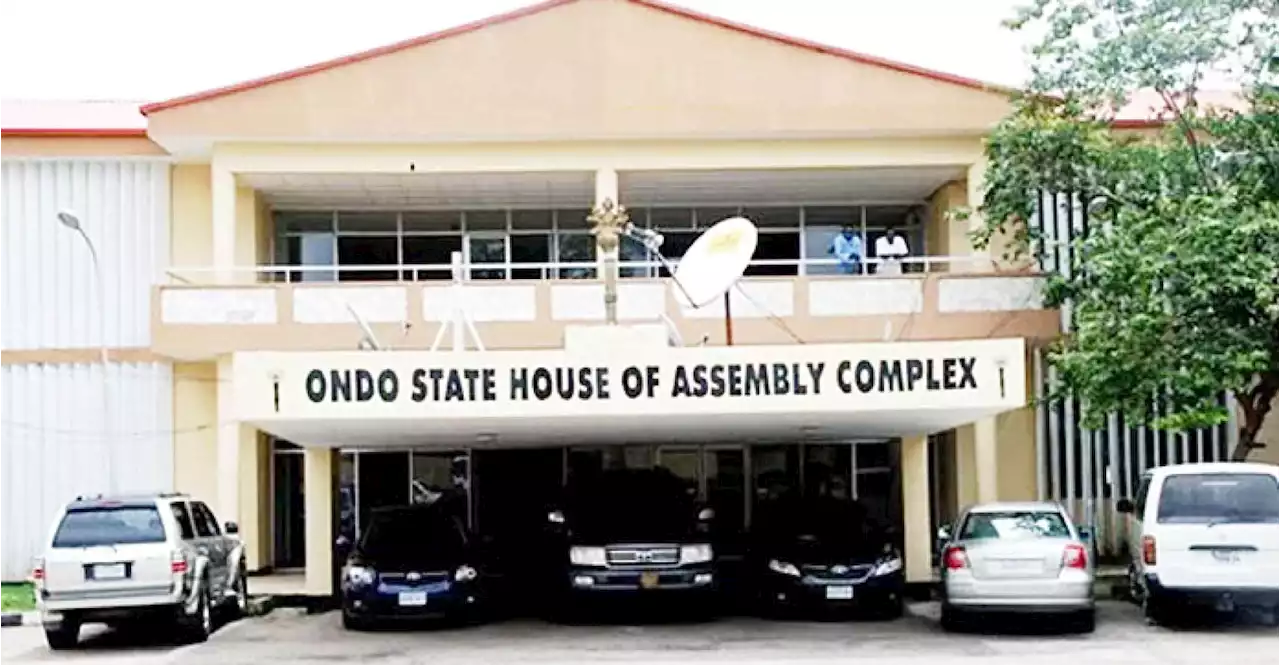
[3,601,1276,665]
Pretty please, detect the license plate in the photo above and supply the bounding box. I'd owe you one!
[398,591,427,607]
[825,585,854,600]
[1211,550,1241,564]
[639,572,660,589]
[93,564,126,580]
[996,560,1040,573]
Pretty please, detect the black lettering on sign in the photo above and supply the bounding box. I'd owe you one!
[411,369,428,402]
[772,364,788,395]
[429,369,445,400]
[690,365,709,397]
[709,365,726,397]
[510,368,529,400]
[807,362,825,395]
[594,367,610,399]
[671,366,691,398]
[483,368,497,401]
[788,363,807,396]
[532,368,553,400]
[645,366,660,398]
[926,359,942,390]
[354,370,375,401]
[905,360,924,390]
[745,364,768,396]
[836,360,853,393]
[306,370,326,402]
[621,366,644,399]
[879,360,904,392]
[727,364,743,396]
[957,357,977,389]
[332,370,352,401]
[377,369,398,401]
[854,360,876,393]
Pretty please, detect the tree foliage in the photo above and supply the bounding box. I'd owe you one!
[960,0,1279,459]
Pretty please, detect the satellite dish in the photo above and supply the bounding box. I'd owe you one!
[671,216,758,308]
[346,302,383,350]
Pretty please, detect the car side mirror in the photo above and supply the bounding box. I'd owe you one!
[698,508,715,522]
[224,521,240,535]
[547,510,565,525]
[1115,498,1134,514]
[335,535,352,549]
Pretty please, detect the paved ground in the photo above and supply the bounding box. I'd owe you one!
[2,602,1275,665]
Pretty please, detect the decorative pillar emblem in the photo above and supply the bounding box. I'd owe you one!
[587,198,630,325]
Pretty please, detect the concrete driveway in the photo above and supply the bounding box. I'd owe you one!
[3,601,1276,665]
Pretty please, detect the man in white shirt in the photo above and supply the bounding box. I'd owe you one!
[874,228,910,275]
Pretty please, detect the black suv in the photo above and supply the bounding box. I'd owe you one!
[545,468,717,612]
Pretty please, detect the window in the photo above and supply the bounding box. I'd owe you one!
[53,506,167,548]
[1156,474,1279,524]
[803,207,859,275]
[403,236,462,280]
[170,502,196,540]
[191,502,222,537]
[1134,476,1152,518]
[556,234,596,279]
[510,234,553,280]
[747,232,800,276]
[337,236,398,281]
[960,511,1071,540]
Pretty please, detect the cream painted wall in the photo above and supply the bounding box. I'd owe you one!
[995,406,1038,501]
[171,165,213,268]
[173,362,218,503]
[1245,396,1278,465]
[926,180,970,264]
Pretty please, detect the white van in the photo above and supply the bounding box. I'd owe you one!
[1117,463,1279,626]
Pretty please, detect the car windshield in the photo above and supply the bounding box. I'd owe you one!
[1157,473,1279,524]
[565,469,696,542]
[755,498,888,559]
[359,507,467,563]
[52,506,167,548]
[960,511,1070,541]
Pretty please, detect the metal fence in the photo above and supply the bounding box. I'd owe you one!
[1031,192,1237,560]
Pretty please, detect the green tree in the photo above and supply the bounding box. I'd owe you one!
[960,0,1278,460]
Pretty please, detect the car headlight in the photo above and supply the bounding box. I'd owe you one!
[679,544,713,564]
[768,559,801,577]
[569,546,607,567]
[454,565,478,582]
[873,553,903,576]
[344,565,375,586]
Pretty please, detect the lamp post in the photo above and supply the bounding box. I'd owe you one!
[57,210,115,494]
[587,199,628,325]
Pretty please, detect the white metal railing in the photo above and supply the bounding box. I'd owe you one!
[164,255,1003,285]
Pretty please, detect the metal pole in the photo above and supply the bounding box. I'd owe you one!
[723,292,734,346]
[588,199,628,326]
[451,252,464,352]
[79,229,115,495]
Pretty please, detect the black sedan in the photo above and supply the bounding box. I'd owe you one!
[749,498,904,619]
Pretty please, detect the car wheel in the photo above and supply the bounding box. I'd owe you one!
[183,587,212,643]
[44,619,81,651]
[1142,594,1170,627]
[341,611,368,631]
[871,595,904,621]
[1072,609,1096,634]
[231,563,249,618]
[939,604,962,632]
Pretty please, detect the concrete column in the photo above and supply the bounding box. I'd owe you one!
[974,416,1000,503]
[900,434,932,584]
[211,166,237,284]
[953,425,978,509]
[594,167,618,207]
[215,355,241,533]
[304,448,336,596]
[963,158,992,273]
[236,433,268,572]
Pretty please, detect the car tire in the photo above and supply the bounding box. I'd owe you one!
[44,619,81,651]
[183,587,212,644]
[1072,609,1096,634]
[939,604,963,632]
[1142,594,1170,627]
[871,596,904,621]
[341,611,368,631]
[230,562,249,618]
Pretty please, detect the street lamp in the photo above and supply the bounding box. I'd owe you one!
[57,210,115,493]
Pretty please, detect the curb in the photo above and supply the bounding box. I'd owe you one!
[1,611,39,627]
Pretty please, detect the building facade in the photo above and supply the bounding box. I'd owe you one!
[2,0,1270,586]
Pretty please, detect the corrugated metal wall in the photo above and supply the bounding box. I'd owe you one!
[1,157,174,581]
[1033,193,1236,559]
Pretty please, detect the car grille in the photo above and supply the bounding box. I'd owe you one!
[605,546,680,566]
[800,563,874,581]
[377,571,450,585]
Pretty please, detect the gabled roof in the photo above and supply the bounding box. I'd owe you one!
[139,0,1014,116]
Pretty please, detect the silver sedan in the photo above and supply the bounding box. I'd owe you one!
[937,501,1095,633]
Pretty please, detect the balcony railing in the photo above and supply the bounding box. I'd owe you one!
[165,255,1007,285]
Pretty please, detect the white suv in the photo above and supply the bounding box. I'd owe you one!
[33,493,248,649]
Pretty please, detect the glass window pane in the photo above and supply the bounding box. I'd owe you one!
[277,211,333,233]
[661,231,699,262]
[744,207,800,228]
[465,210,507,231]
[336,211,398,233]
[510,233,552,279]
[864,205,916,230]
[468,235,507,280]
[650,207,693,231]
[337,236,399,281]
[284,235,337,282]
[619,233,651,278]
[804,444,852,502]
[804,225,861,276]
[557,233,596,279]
[511,209,553,230]
[403,211,462,233]
[694,207,739,227]
[556,209,593,231]
[403,236,461,280]
[746,231,799,276]
[856,441,892,470]
[53,507,167,547]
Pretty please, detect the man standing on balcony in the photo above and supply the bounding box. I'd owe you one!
[828,225,863,275]
[875,227,910,275]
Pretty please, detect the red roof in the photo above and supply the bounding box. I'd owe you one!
[138,0,1014,116]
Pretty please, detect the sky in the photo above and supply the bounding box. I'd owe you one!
[0,0,1033,102]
